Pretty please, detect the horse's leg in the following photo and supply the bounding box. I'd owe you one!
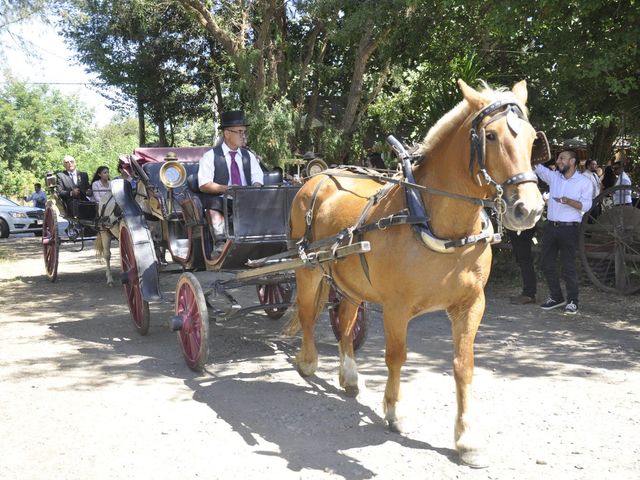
[294,268,327,377]
[382,306,410,433]
[102,231,114,287]
[448,293,487,467]
[337,299,360,397]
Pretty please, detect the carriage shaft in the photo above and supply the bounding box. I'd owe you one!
[234,241,371,282]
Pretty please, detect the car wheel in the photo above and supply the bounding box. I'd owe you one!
[0,218,9,238]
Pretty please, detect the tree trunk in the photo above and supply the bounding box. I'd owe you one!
[157,119,167,147]
[337,26,386,162]
[137,93,146,147]
[590,121,619,165]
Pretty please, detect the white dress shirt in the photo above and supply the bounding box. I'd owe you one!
[535,164,593,222]
[613,171,632,205]
[582,170,601,198]
[198,142,264,189]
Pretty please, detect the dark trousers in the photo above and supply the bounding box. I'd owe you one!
[540,222,579,304]
[506,227,536,297]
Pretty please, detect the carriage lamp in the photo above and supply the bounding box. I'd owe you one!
[159,160,187,217]
[45,171,57,189]
[159,159,187,189]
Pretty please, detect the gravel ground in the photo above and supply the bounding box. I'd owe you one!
[0,236,639,480]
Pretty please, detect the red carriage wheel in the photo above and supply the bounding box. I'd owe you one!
[119,224,150,335]
[42,205,59,282]
[328,286,368,351]
[256,282,293,319]
[175,273,210,371]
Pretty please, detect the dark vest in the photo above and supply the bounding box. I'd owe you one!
[212,146,253,186]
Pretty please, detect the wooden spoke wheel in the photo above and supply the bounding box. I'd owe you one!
[120,224,150,335]
[579,185,640,294]
[42,206,59,282]
[256,282,294,320]
[328,286,368,351]
[175,273,210,371]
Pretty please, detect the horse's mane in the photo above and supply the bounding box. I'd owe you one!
[416,82,529,157]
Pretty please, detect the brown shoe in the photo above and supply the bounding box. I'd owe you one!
[510,294,536,305]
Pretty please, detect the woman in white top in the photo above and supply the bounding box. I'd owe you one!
[90,166,111,202]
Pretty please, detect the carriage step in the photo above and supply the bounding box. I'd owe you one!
[234,241,371,281]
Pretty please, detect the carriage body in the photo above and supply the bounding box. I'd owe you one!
[113,146,367,369]
[121,146,299,271]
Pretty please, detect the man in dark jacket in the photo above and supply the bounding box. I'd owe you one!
[56,155,92,218]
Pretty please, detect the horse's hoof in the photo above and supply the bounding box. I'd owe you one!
[343,384,359,398]
[458,449,489,469]
[295,360,316,378]
[386,418,404,434]
[107,281,114,287]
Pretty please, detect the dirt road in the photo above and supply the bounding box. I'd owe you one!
[1,236,639,479]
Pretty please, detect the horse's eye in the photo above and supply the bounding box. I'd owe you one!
[486,132,497,141]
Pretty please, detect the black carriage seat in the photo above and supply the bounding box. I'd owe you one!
[263,170,283,185]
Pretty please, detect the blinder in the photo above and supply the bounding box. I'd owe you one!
[531,130,551,165]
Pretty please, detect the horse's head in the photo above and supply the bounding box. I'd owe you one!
[458,80,545,231]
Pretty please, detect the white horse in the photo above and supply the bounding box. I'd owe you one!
[94,192,121,286]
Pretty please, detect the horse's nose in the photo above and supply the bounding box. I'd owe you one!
[512,199,544,225]
[513,200,529,220]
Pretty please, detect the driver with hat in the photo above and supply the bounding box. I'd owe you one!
[198,110,264,253]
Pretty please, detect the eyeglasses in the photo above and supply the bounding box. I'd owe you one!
[227,129,248,137]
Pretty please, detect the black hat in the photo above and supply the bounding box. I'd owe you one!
[219,110,249,129]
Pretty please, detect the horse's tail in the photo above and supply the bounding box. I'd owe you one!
[282,277,329,336]
[94,232,105,261]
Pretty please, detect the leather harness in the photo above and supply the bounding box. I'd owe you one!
[295,99,549,285]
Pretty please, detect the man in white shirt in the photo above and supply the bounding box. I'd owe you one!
[534,149,592,315]
[198,110,264,253]
[612,161,632,205]
[582,159,601,199]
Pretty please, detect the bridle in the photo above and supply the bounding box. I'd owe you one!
[466,99,549,228]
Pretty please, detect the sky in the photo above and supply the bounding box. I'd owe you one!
[1,18,116,127]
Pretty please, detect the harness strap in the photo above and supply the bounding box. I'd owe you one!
[318,170,496,208]
[297,176,333,258]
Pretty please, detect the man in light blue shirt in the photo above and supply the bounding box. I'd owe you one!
[24,183,47,209]
[535,150,592,315]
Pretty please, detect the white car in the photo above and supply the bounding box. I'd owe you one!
[0,196,44,238]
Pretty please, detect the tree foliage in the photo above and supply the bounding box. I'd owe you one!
[0,78,137,197]
[3,0,638,193]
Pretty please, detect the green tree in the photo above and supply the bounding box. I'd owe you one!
[58,0,219,147]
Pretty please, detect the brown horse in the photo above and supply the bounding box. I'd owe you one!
[287,80,544,467]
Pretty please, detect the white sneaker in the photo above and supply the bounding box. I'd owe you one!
[564,301,578,315]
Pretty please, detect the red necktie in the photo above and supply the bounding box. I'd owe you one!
[229,151,242,185]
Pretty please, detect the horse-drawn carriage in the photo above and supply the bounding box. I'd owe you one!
[40,79,566,466]
[114,146,368,369]
[41,171,119,283]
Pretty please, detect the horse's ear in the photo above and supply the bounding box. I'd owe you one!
[458,79,485,110]
[511,80,528,105]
